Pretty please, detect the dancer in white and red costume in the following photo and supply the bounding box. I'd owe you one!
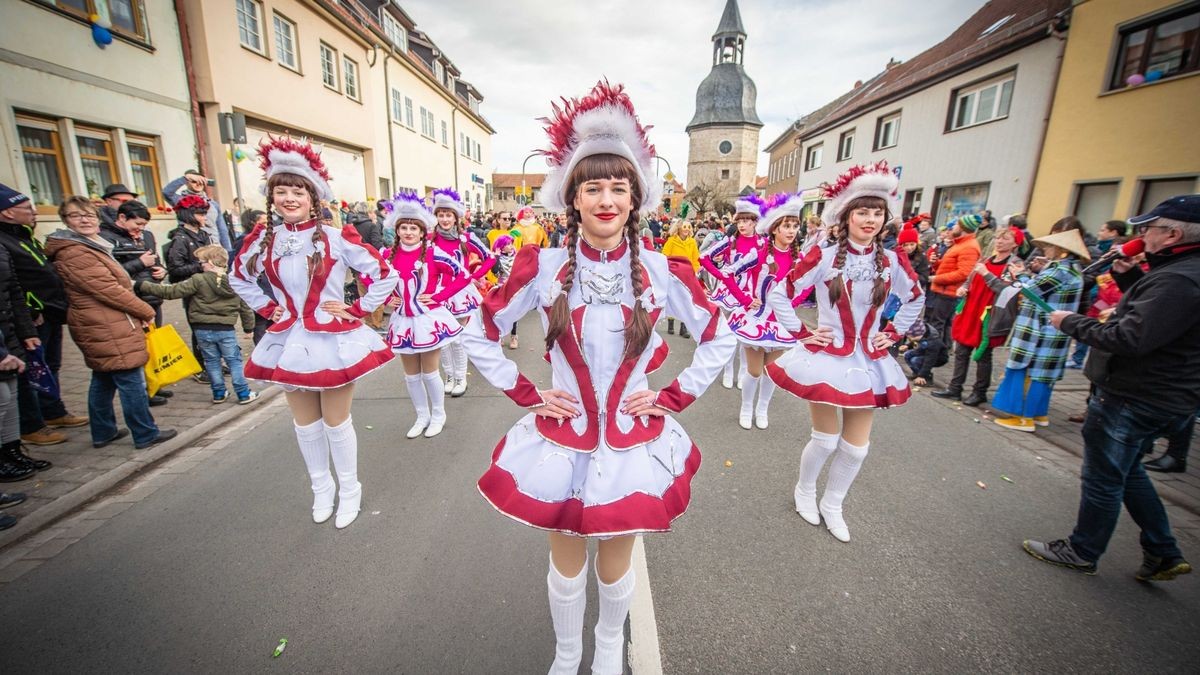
[765,162,925,543]
[699,195,764,390]
[429,187,493,398]
[720,193,810,429]
[231,137,399,529]
[378,192,471,439]
[460,81,735,675]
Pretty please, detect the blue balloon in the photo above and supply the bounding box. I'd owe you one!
[1145,69,1164,82]
[91,24,113,48]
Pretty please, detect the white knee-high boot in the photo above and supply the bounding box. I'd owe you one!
[294,419,335,523]
[592,567,635,675]
[325,417,361,529]
[440,348,454,387]
[737,346,748,389]
[405,374,430,439]
[794,429,840,526]
[819,437,870,543]
[423,371,446,437]
[547,554,588,675]
[722,349,735,388]
[451,340,469,395]
[739,374,758,429]
[755,375,776,429]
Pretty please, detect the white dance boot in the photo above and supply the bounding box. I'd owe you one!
[440,348,454,389]
[450,341,468,397]
[739,374,758,429]
[721,354,734,389]
[405,373,430,438]
[546,554,588,675]
[325,417,361,529]
[794,429,840,526]
[736,347,748,390]
[294,419,335,523]
[819,437,870,543]
[755,375,776,429]
[592,567,635,675]
[423,371,447,437]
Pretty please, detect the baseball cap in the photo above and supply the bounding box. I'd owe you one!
[1127,194,1200,225]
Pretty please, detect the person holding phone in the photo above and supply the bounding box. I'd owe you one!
[161,170,233,253]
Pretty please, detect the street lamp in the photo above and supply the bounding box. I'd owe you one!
[519,151,540,206]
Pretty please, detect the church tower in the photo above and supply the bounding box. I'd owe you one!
[686,0,763,201]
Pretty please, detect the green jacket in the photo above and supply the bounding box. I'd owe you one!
[137,272,254,330]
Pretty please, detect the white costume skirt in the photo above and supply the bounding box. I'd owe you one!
[246,323,393,390]
[477,414,701,537]
[385,307,463,354]
[444,284,483,317]
[727,308,798,350]
[709,287,743,312]
[767,343,911,409]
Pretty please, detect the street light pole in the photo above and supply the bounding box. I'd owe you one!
[519,151,539,207]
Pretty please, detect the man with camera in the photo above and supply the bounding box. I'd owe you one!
[161,170,233,253]
[1022,195,1200,582]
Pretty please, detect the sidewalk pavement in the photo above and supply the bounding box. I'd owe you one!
[913,345,1200,525]
[0,301,279,550]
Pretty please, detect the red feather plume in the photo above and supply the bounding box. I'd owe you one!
[820,161,893,200]
[536,80,655,166]
[256,135,332,182]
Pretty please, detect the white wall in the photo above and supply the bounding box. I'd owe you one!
[795,38,1062,225]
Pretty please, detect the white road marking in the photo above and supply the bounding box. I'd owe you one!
[627,535,664,675]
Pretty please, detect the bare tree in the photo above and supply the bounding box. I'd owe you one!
[685,180,720,217]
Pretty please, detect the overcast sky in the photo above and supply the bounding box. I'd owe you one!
[401,0,986,183]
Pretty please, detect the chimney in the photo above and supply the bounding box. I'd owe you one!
[886,57,900,70]
[854,80,863,88]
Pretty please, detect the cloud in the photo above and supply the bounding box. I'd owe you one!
[400,0,984,183]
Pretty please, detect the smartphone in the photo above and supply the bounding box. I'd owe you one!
[206,178,217,187]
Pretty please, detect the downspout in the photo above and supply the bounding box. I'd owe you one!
[173,0,208,175]
[382,46,396,190]
[451,107,459,192]
[1025,14,1070,223]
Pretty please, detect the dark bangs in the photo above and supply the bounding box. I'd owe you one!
[267,173,318,201]
[838,196,890,225]
[568,154,642,206]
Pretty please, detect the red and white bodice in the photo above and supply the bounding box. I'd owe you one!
[430,231,494,316]
[764,242,926,408]
[462,237,736,536]
[230,220,398,388]
[699,234,765,311]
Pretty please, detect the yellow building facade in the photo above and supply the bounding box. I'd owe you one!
[1027,0,1200,233]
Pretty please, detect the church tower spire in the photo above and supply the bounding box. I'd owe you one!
[685,0,763,199]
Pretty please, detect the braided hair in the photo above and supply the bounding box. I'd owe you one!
[827,196,890,307]
[543,154,651,361]
[248,173,319,276]
[768,216,804,276]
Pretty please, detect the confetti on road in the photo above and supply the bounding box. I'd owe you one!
[365,425,374,430]
[371,511,381,515]
[976,481,987,490]
[272,638,288,658]
[973,418,980,423]
[724,460,733,468]
[1001,475,1014,483]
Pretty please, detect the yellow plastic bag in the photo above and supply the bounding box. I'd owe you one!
[144,324,202,396]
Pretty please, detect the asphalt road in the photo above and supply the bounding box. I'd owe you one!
[0,318,1197,674]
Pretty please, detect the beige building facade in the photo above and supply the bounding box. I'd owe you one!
[0,0,196,219]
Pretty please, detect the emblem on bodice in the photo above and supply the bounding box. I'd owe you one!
[276,233,304,257]
[580,268,625,305]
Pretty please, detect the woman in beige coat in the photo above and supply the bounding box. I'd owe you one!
[44,197,175,450]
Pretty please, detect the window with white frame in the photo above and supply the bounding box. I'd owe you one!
[474,142,481,162]
[343,57,359,100]
[804,143,823,171]
[319,43,338,90]
[390,88,403,123]
[420,107,434,138]
[435,61,445,85]
[837,129,855,161]
[273,13,297,70]
[875,112,901,150]
[381,12,408,52]
[404,97,414,128]
[236,0,265,54]
[441,121,448,146]
[950,73,1015,130]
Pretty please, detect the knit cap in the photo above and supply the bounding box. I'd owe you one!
[898,225,919,246]
[956,214,981,233]
[0,183,30,208]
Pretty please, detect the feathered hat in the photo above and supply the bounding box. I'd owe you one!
[537,80,662,214]
[257,136,333,202]
[820,161,900,227]
[174,194,209,212]
[733,193,766,220]
[381,191,435,231]
[757,193,804,235]
[430,187,465,218]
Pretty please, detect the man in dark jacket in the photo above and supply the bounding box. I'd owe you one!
[1023,195,1200,582]
[99,200,167,323]
[0,184,87,445]
[97,183,137,229]
[346,202,384,251]
[163,196,213,382]
[0,242,52,482]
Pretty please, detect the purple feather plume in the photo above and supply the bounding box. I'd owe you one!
[432,187,462,203]
[383,190,428,213]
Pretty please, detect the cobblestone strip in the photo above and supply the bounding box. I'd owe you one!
[0,395,288,586]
